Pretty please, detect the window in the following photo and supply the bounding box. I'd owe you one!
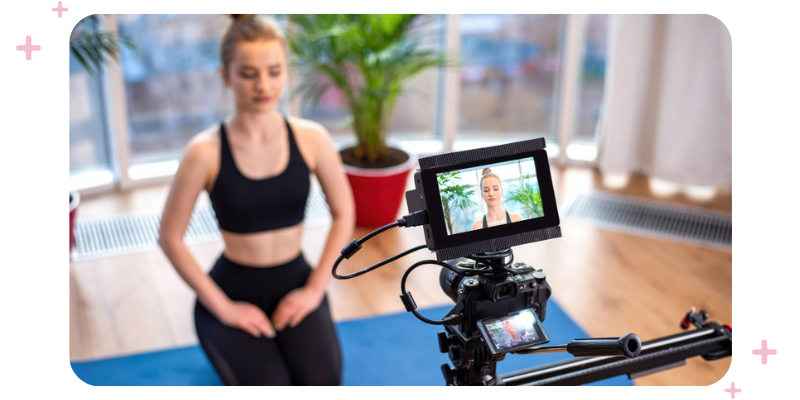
[69,14,608,194]
[573,15,608,142]
[69,18,114,189]
[458,15,564,142]
[118,14,232,165]
[69,54,112,174]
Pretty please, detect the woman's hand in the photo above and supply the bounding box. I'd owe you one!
[217,300,276,338]
[271,286,325,331]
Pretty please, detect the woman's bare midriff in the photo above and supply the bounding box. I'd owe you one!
[220,222,305,267]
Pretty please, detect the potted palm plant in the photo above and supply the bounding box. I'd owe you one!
[286,14,449,226]
[506,180,544,219]
[437,172,477,235]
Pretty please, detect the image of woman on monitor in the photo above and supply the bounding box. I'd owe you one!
[471,168,524,230]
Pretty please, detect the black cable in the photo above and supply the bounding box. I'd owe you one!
[359,221,401,243]
[399,259,469,325]
[332,244,428,280]
[328,209,466,325]
[331,210,430,280]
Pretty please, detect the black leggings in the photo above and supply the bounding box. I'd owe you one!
[194,253,342,386]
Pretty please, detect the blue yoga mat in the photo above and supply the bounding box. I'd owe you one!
[71,301,631,386]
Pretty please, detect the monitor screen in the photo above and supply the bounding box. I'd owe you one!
[436,157,544,236]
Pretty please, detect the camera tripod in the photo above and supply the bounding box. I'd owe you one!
[435,250,732,386]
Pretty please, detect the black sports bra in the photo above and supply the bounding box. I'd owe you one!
[208,117,310,234]
[482,211,512,229]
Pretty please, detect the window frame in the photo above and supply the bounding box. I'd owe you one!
[70,14,605,197]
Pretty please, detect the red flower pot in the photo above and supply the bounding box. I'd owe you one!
[69,191,80,259]
[344,157,416,227]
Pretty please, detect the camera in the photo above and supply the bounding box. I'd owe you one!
[403,138,645,385]
[333,138,731,386]
[437,255,552,385]
[439,258,551,349]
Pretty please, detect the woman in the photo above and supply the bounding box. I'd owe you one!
[471,168,523,231]
[158,15,354,386]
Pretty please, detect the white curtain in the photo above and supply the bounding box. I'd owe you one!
[596,14,732,190]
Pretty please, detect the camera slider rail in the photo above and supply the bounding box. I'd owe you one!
[497,317,732,386]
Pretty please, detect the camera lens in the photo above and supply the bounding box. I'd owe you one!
[439,267,463,302]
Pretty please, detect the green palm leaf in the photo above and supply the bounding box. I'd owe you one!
[285,14,450,164]
[506,182,543,219]
[70,15,136,76]
[437,172,477,234]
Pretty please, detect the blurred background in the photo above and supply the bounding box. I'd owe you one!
[70,14,611,187]
[69,14,731,386]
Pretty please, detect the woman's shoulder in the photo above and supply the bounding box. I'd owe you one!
[181,124,221,165]
[287,115,333,144]
[287,116,336,171]
[509,212,524,222]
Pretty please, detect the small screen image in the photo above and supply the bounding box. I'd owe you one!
[481,309,541,352]
[436,157,543,236]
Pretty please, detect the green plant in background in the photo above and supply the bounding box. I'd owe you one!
[286,14,449,164]
[506,181,543,219]
[70,15,135,76]
[437,172,477,235]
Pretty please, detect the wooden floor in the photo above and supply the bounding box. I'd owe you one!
[69,166,731,386]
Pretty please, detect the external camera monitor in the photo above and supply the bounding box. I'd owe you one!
[477,308,550,355]
[406,138,560,261]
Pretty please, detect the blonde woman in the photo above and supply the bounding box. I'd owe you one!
[471,168,523,230]
[158,15,354,385]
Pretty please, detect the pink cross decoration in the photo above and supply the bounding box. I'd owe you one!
[16,36,41,60]
[52,2,68,18]
[752,339,777,364]
[725,382,741,399]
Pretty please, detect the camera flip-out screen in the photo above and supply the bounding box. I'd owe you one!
[409,139,560,261]
[477,308,550,355]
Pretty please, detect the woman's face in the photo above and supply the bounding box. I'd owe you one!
[482,176,503,207]
[222,39,287,113]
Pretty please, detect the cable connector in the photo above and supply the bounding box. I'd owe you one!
[399,291,417,312]
[341,239,362,259]
[398,210,428,227]
[441,313,465,326]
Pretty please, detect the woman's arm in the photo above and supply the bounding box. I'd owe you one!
[301,123,355,292]
[271,122,355,331]
[158,133,274,337]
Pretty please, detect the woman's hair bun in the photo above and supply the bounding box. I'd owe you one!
[481,168,492,175]
[220,14,285,70]
[228,14,254,24]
